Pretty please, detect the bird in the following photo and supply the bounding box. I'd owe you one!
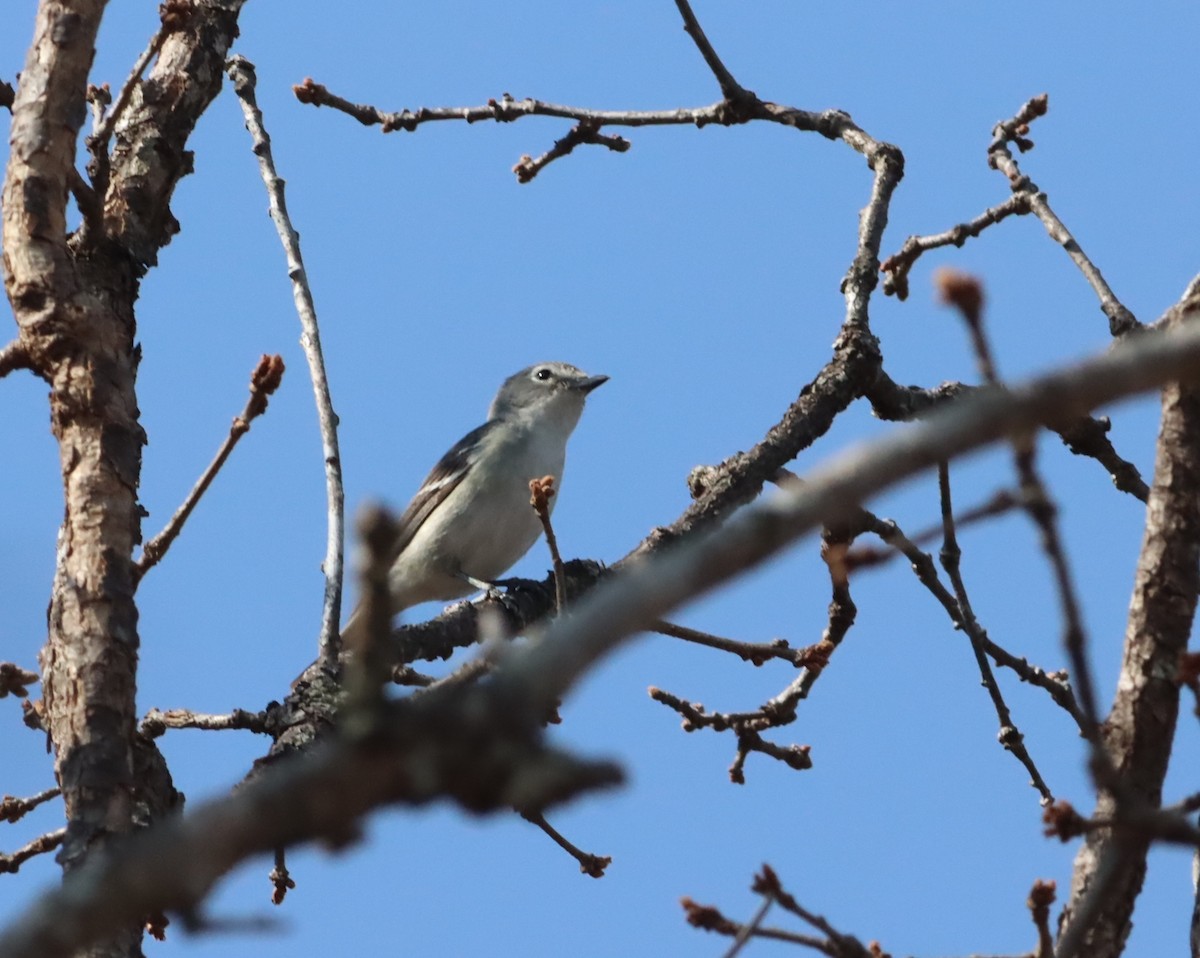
[340,361,607,644]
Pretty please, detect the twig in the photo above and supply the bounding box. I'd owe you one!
[756,865,880,958]
[295,81,728,133]
[0,662,38,698]
[855,502,1087,729]
[229,56,345,671]
[0,788,61,824]
[685,864,881,957]
[529,477,567,613]
[939,270,1101,733]
[720,894,773,958]
[0,828,66,875]
[0,78,14,112]
[1055,415,1149,502]
[988,93,1139,337]
[869,373,1149,502]
[512,120,630,183]
[651,619,810,667]
[881,194,1031,300]
[843,488,1019,570]
[649,687,813,782]
[138,708,268,739]
[135,354,285,583]
[520,810,610,878]
[268,847,294,905]
[938,462,1054,804]
[681,897,828,952]
[673,0,749,103]
[294,79,899,183]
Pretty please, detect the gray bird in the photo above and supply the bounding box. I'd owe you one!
[341,361,607,644]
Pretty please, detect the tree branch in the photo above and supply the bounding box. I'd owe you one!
[1058,361,1200,954]
[227,55,346,670]
[987,94,1139,337]
[135,354,285,583]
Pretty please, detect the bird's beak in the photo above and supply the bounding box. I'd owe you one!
[577,374,609,394]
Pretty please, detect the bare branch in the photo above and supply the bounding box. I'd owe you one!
[228,56,345,671]
[673,0,748,102]
[720,894,773,958]
[882,194,1031,300]
[652,619,812,667]
[685,864,881,957]
[682,896,830,953]
[938,463,1054,805]
[0,829,66,876]
[0,788,61,824]
[295,81,730,133]
[988,94,1139,337]
[389,560,605,666]
[135,354,285,583]
[1056,415,1150,502]
[870,373,1149,501]
[521,810,610,878]
[512,120,630,183]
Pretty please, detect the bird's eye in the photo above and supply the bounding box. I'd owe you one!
[534,368,553,382]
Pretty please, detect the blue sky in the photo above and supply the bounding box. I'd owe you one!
[3,2,1199,955]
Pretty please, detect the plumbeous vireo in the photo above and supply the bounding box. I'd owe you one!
[340,361,607,643]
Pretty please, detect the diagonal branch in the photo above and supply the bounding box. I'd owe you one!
[135,354,285,583]
[673,0,749,102]
[988,94,1139,337]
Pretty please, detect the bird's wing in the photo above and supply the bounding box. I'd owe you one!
[389,420,494,561]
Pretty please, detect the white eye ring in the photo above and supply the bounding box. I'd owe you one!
[534,368,553,382]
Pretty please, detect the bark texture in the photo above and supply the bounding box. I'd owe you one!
[3,2,245,955]
[1058,378,1200,957]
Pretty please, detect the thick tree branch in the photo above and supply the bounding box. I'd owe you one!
[0,680,622,958]
[1058,374,1200,955]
